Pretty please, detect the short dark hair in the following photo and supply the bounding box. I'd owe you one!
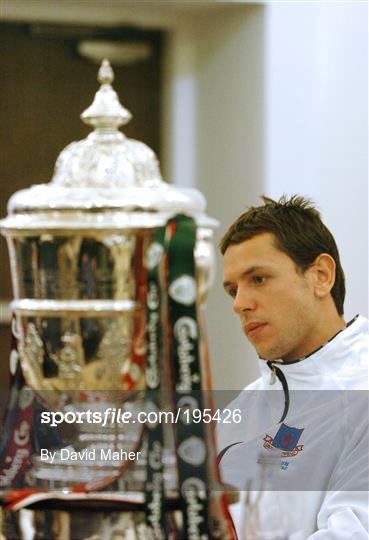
[220,195,345,315]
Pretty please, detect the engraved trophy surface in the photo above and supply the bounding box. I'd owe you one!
[0,61,234,539]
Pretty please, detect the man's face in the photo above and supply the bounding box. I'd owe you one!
[223,232,319,361]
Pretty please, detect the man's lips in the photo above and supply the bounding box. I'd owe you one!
[244,322,268,337]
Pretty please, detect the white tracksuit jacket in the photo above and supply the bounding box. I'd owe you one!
[217,315,369,539]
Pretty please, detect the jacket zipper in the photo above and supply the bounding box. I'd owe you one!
[267,361,290,424]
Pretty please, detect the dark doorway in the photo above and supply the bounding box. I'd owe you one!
[0,22,164,396]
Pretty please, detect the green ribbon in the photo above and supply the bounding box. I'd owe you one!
[166,215,210,540]
[145,227,166,539]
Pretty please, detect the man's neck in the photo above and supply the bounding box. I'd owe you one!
[282,311,346,363]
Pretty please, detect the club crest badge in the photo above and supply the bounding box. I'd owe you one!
[263,423,304,457]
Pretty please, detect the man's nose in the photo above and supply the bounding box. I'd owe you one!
[233,287,256,314]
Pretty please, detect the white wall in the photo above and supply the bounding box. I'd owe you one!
[264,1,368,323]
[191,2,368,390]
[161,24,197,188]
[193,6,265,391]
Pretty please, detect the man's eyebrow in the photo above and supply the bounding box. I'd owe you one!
[223,266,272,289]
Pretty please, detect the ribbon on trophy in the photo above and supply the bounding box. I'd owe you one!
[144,227,166,539]
[165,214,236,540]
[165,215,210,539]
[0,318,34,490]
[144,215,236,539]
[124,235,147,391]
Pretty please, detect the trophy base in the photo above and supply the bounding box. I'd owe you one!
[0,491,181,539]
[0,506,152,540]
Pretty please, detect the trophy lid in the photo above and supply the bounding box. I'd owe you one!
[2,60,216,231]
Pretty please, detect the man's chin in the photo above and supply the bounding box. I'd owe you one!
[258,354,274,361]
[256,349,282,362]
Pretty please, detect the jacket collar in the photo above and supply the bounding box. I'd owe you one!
[258,315,367,389]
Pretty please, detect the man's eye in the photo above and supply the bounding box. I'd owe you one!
[228,287,237,298]
[252,275,265,285]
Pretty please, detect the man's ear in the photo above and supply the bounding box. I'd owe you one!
[310,253,336,299]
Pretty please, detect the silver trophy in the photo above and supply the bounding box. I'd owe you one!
[0,61,233,539]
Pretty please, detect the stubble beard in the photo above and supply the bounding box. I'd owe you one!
[256,317,315,362]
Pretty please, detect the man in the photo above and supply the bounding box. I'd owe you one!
[217,195,368,539]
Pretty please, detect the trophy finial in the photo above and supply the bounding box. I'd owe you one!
[98,59,114,85]
[81,58,132,129]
